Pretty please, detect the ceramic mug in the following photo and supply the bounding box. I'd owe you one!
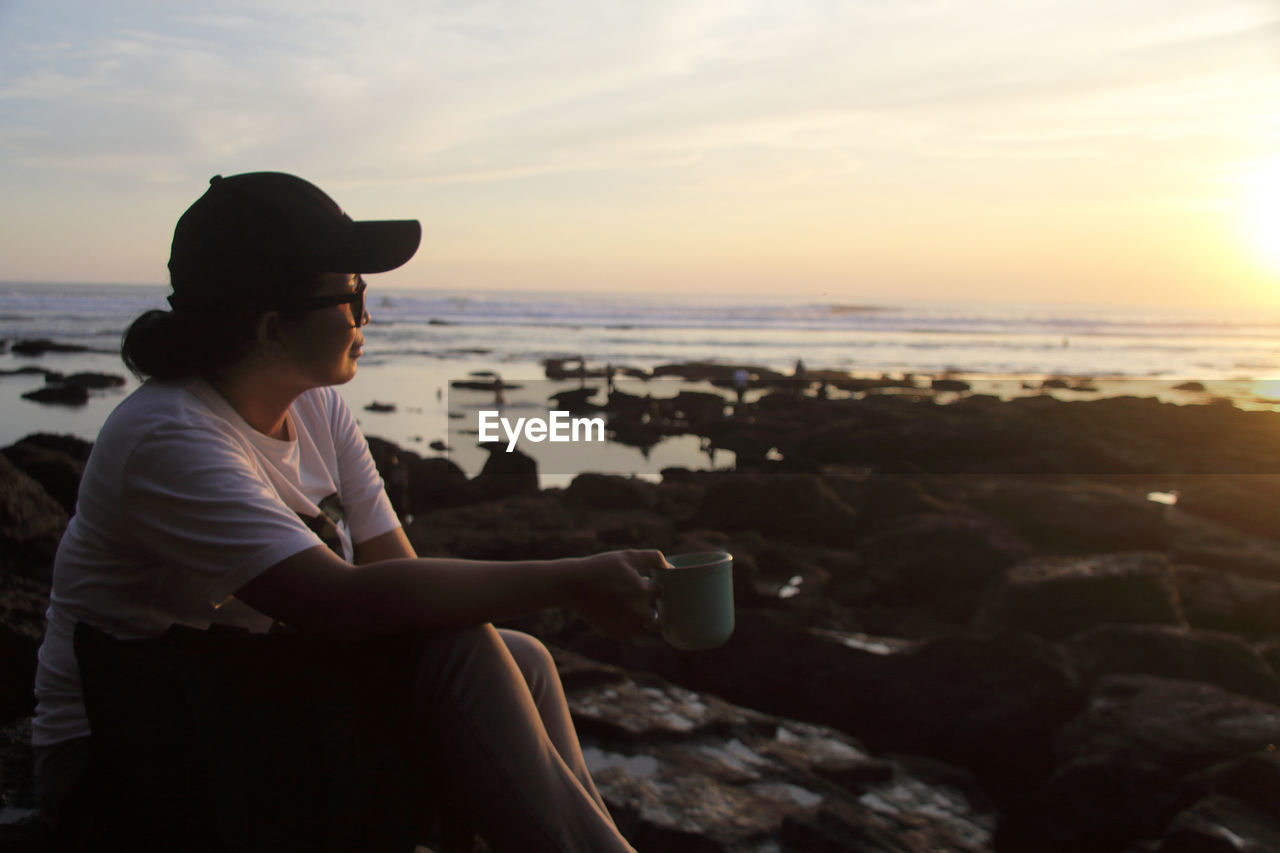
[651,551,735,650]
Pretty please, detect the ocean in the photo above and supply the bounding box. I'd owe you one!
[5,281,1280,481]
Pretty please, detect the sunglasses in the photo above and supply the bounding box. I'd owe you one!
[288,275,368,327]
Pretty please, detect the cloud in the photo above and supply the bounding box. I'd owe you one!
[1,0,1278,298]
[2,0,1276,188]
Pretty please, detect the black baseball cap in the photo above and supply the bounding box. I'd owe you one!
[167,172,421,311]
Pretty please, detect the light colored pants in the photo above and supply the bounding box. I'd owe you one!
[35,626,634,853]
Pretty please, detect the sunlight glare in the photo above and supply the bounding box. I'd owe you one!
[1244,156,1280,276]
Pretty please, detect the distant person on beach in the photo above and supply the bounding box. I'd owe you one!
[32,172,656,852]
[733,366,750,406]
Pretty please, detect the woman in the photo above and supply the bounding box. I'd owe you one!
[32,172,659,852]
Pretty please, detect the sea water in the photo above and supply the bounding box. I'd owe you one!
[5,282,1280,480]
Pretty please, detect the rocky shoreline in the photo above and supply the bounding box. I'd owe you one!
[4,381,1280,851]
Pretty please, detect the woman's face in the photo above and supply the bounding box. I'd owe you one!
[276,273,367,389]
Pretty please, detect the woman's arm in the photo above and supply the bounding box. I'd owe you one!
[353,526,417,564]
[235,543,660,641]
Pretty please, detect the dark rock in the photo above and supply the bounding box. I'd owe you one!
[835,475,955,532]
[760,393,1280,477]
[1031,676,1280,849]
[1,719,38,812]
[576,614,1080,802]
[408,456,480,512]
[366,436,482,515]
[543,358,598,380]
[364,436,415,518]
[1059,624,1280,705]
[932,378,971,393]
[779,794,991,853]
[864,631,1082,799]
[62,372,125,390]
[366,436,408,468]
[667,391,727,429]
[10,434,92,463]
[975,552,1185,641]
[1156,794,1280,853]
[557,648,997,852]
[450,379,523,391]
[2,437,88,517]
[1171,538,1280,585]
[549,387,599,411]
[20,385,88,406]
[564,473,658,511]
[9,339,90,356]
[585,510,676,554]
[684,474,862,546]
[473,444,539,501]
[1262,640,1280,675]
[0,571,50,726]
[406,493,601,561]
[0,454,68,578]
[1177,476,1280,539]
[833,513,1031,625]
[718,531,847,605]
[776,399,937,472]
[1174,565,1280,639]
[1184,749,1280,818]
[702,422,783,468]
[0,367,56,378]
[962,478,1172,553]
[651,362,781,383]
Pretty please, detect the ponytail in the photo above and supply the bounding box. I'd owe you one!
[124,269,326,380]
[121,307,259,381]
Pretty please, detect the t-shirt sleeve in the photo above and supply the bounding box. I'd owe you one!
[122,423,326,606]
[326,389,401,544]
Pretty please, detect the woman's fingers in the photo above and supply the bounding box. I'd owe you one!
[570,549,665,640]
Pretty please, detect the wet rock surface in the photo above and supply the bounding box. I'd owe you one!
[559,649,995,852]
[7,389,1280,850]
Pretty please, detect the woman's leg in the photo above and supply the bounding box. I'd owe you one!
[497,629,611,818]
[32,736,92,822]
[408,624,634,853]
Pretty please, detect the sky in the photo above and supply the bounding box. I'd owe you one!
[1,0,1278,309]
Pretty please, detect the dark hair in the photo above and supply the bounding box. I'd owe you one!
[122,271,322,381]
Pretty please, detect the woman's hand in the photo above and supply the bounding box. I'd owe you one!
[561,549,665,641]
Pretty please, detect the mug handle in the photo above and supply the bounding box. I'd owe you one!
[646,596,665,633]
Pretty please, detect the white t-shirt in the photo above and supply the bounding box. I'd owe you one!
[33,378,401,747]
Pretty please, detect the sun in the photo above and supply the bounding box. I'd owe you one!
[1243,155,1280,276]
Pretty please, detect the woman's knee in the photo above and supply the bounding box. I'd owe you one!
[498,629,554,673]
[497,629,557,697]
[404,624,523,706]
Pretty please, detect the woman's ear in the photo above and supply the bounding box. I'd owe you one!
[255,311,286,353]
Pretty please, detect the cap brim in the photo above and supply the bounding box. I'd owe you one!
[334,219,422,273]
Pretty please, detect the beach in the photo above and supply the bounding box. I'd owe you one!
[7,369,1280,849]
[5,283,1280,850]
